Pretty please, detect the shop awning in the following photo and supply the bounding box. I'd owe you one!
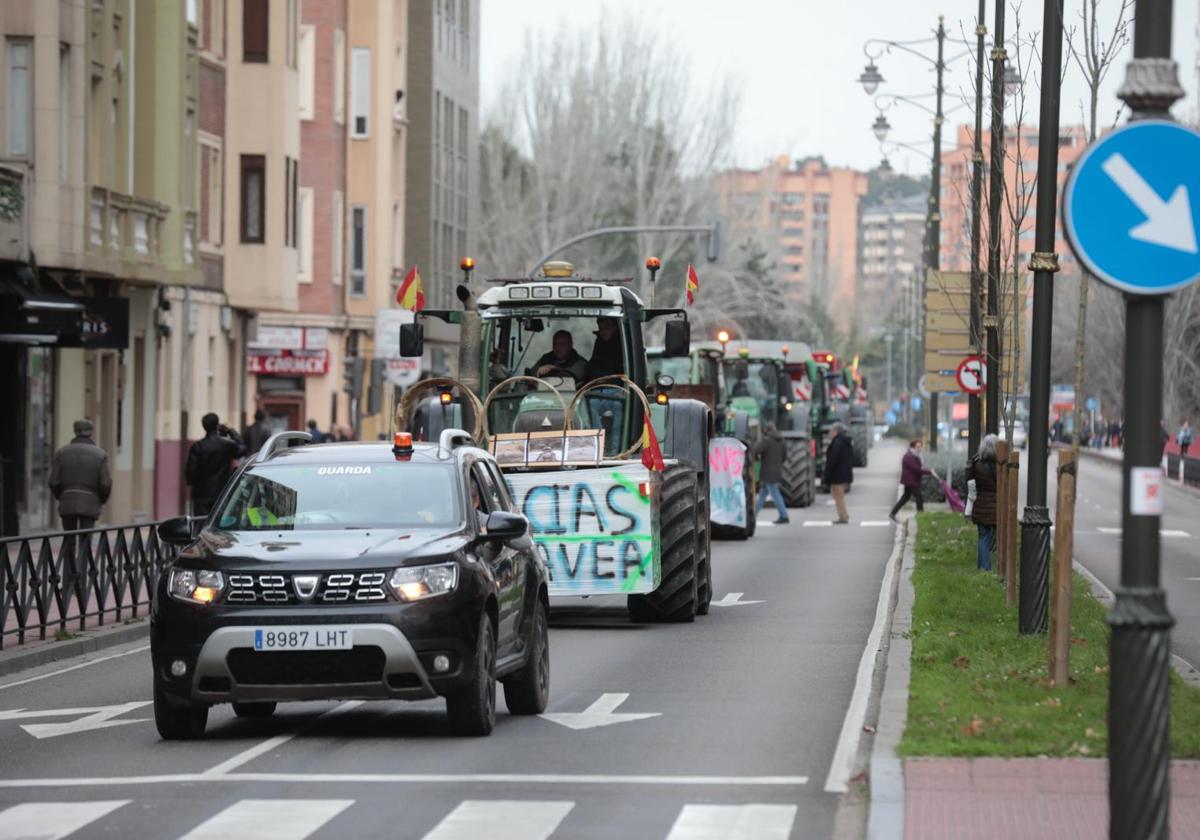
[0,264,86,345]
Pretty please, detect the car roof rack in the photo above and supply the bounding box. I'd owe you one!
[257,431,313,462]
[438,429,474,458]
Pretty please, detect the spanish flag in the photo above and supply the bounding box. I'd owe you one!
[397,265,425,312]
[641,415,666,471]
[685,264,699,306]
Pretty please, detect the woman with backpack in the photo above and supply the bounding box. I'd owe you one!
[967,434,1000,572]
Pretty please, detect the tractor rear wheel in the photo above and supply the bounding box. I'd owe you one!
[781,440,815,508]
[628,465,699,623]
[851,421,869,468]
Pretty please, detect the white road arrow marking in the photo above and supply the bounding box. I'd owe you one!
[711,592,765,608]
[1102,153,1199,253]
[0,701,151,739]
[539,693,661,731]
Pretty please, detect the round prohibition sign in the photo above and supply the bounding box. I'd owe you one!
[956,355,987,395]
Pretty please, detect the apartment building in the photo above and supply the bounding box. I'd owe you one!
[859,193,926,328]
[717,156,868,332]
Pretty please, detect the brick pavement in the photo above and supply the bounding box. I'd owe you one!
[905,757,1200,839]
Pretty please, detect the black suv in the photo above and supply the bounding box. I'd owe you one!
[152,430,550,739]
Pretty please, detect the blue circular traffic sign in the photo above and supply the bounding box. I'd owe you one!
[1063,120,1200,295]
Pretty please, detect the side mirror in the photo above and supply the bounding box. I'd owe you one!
[483,511,529,544]
[663,320,690,357]
[400,322,424,357]
[523,318,544,333]
[158,516,197,546]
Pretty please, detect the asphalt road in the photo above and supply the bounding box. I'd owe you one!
[0,443,904,840]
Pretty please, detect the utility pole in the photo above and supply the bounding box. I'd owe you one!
[1018,0,1064,635]
[885,332,894,409]
[967,0,987,458]
[927,16,946,452]
[984,0,1008,436]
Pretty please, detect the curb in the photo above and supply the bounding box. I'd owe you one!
[867,519,917,840]
[0,620,150,679]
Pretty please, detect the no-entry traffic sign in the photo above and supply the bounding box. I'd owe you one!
[956,356,986,395]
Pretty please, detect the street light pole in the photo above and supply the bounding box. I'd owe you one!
[926,16,946,452]
[985,0,1008,437]
[1019,0,1065,636]
[1109,2,1181,835]
[885,333,894,409]
[967,0,987,459]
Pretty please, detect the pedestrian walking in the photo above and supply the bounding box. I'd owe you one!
[1179,419,1193,460]
[966,434,1000,572]
[823,422,854,524]
[889,438,931,521]
[186,413,245,517]
[242,409,272,457]
[752,422,790,525]
[49,419,111,531]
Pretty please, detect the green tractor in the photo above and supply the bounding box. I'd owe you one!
[647,341,758,540]
[823,358,870,469]
[399,260,713,622]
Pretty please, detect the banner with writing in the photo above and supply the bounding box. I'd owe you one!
[708,438,748,528]
[505,464,657,596]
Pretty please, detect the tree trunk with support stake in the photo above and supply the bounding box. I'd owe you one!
[1050,448,1077,686]
[995,440,1010,579]
[1007,451,1019,607]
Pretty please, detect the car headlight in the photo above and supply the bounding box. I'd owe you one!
[389,563,458,601]
[168,568,225,605]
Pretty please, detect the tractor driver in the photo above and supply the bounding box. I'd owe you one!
[530,330,587,380]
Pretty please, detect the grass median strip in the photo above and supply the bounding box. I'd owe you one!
[899,511,1200,758]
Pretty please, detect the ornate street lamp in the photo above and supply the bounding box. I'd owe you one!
[858,61,885,95]
[872,114,892,142]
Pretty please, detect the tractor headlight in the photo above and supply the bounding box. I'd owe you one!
[168,568,225,605]
[389,563,458,601]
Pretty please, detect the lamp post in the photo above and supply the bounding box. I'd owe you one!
[967,0,987,458]
[984,0,1010,438]
[859,16,947,450]
[1019,0,1065,636]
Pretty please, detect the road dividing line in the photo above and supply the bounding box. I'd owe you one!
[1098,527,1122,534]
[860,521,891,527]
[823,520,905,793]
[201,700,363,777]
[422,801,574,840]
[665,804,797,840]
[0,645,150,692]
[0,800,129,839]
[1161,529,1191,538]
[179,799,353,840]
[802,521,833,527]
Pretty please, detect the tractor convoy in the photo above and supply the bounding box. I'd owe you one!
[395,258,873,623]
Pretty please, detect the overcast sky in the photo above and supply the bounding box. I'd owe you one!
[481,0,1200,176]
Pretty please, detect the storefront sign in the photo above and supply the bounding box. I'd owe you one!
[252,326,329,351]
[246,348,329,376]
[57,298,130,349]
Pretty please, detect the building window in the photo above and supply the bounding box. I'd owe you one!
[187,0,199,26]
[298,187,312,281]
[58,45,70,181]
[333,30,346,124]
[240,154,265,243]
[6,39,32,156]
[199,0,225,58]
[298,25,315,119]
[350,47,370,138]
[284,157,298,247]
[350,205,366,296]
[243,0,268,63]
[199,137,223,246]
[286,0,298,69]
[332,190,344,285]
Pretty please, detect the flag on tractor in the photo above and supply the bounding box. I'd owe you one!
[641,415,666,471]
[685,264,699,306]
[397,265,425,312]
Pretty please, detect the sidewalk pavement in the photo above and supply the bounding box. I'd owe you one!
[868,514,1200,840]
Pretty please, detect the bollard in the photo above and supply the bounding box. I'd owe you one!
[995,440,1010,578]
[1049,448,1077,686]
[1006,450,1019,607]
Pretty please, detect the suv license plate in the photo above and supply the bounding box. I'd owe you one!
[253,627,354,651]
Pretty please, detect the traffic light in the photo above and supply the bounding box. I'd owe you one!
[706,219,722,262]
[343,356,365,396]
[366,358,386,415]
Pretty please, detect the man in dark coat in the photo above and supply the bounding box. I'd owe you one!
[752,422,790,524]
[889,438,931,521]
[585,317,624,382]
[823,422,854,524]
[530,330,587,380]
[186,413,245,517]
[49,420,112,531]
[242,409,272,457]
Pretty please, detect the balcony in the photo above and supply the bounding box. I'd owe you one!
[88,186,169,265]
[0,164,29,262]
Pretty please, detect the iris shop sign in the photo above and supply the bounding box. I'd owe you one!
[246,348,330,376]
[708,438,748,528]
[58,298,130,349]
[505,464,658,596]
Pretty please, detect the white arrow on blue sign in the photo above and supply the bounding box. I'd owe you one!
[1063,120,1200,295]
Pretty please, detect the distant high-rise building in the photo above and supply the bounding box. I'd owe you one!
[716,156,868,332]
[859,193,926,327]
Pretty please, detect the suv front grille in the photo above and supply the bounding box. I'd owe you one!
[227,646,386,685]
[225,571,391,605]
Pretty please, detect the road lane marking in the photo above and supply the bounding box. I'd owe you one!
[860,521,891,527]
[665,804,797,840]
[0,800,129,840]
[1162,530,1190,538]
[422,801,573,840]
[711,592,765,608]
[802,521,833,527]
[179,799,353,840]
[201,700,363,777]
[0,645,150,692]
[0,772,810,788]
[0,701,152,739]
[1098,527,1122,534]
[824,518,904,793]
[539,693,661,730]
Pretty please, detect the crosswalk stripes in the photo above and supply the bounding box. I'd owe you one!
[0,800,129,840]
[665,804,798,839]
[422,800,574,840]
[178,799,354,840]
[0,799,801,839]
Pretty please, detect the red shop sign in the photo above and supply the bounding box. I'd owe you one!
[247,348,330,376]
